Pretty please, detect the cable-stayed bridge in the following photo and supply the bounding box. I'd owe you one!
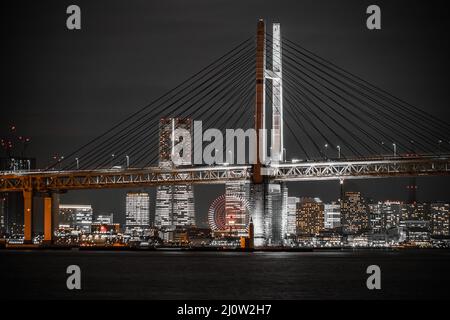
[1,20,449,245]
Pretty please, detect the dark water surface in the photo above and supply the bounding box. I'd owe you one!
[1,249,449,300]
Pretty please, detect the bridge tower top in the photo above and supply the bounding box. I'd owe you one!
[269,23,284,163]
[253,19,266,184]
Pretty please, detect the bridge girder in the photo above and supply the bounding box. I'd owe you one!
[0,158,449,192]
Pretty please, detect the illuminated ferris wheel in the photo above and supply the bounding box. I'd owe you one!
[208,193,251,235]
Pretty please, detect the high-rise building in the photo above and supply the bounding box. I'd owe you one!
[286,197,300,236]
[225,181,250,236]
[158,117,193,167]
[0,196,5,235]
[430,203,450,236]
[264,183,288,245]
[383,201,403,229]
[59,204,93,233]
[324,202,341,230]
[94,214,114,224]
[125,192,150,234]
[368,202,386,234]
[296,198,324,236]
[341,192,369,235]
[155,118,195,229]
[402,203,430,221]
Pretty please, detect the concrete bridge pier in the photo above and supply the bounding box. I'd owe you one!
[42,192,59,245]
[23,189,33,244]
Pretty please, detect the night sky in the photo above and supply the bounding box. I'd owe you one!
[1,0,449,229]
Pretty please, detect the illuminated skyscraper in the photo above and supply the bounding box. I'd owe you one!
[264,183,288,245]
[430,203,450,236]
[296,198,324,236]
[401,202,430,221]
[286,197,300,236]
[341,192,369,235]
[59,204,93,233]
[155,118,195,229]
[225,181,250,236]
[368,202,386,234]
[324,202,341,230]
[383,201,403,229]
[0,196,5,235]
[125,192,150,234]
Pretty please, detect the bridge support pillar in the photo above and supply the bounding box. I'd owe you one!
[43,196,53,244]
[23,190,33,244]
[42,193,59,245]
[251,183,266,247]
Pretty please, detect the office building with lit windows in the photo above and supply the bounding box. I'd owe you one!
[401,202,430,221]
[324,202,341,230]
[430,203,450,236]
[94,213,114,224]
[59,204,93,233]
[383,201,403,230]
[296,197,324,236]
[224,181,251,236]
[125,192,150,234]
[155,118,195,229]
[341,192,369,235]
[368,202,386,234]
[286,197,300,237]
[264,183,288,245]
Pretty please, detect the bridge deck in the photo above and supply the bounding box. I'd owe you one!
[0,156,448,192]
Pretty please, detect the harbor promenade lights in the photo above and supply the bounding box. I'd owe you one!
[337,145,341,159]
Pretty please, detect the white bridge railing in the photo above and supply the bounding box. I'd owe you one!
[0,157,449,192]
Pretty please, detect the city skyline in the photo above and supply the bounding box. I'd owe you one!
[0,2,448,250]
[41,187,449,247]
[1,1,449,226]
[1,0,450,303]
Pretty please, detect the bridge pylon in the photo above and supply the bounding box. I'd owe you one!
[250,19,288,247]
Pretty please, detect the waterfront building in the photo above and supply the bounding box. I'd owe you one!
[383,201,403,230]
[94,213,114,224]
[430,203,450,236]
[368,202,386,234]
[324,202,341,230]
[225,181,251,236]
[286,197,300,237]
[59,204,93,233]
[341,192,369,235]
[265,183,288,245]
[125,192,150,234]
[296,197,324,236]
[155,118,195,229]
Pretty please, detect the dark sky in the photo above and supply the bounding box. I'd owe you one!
[1,0,449,228]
